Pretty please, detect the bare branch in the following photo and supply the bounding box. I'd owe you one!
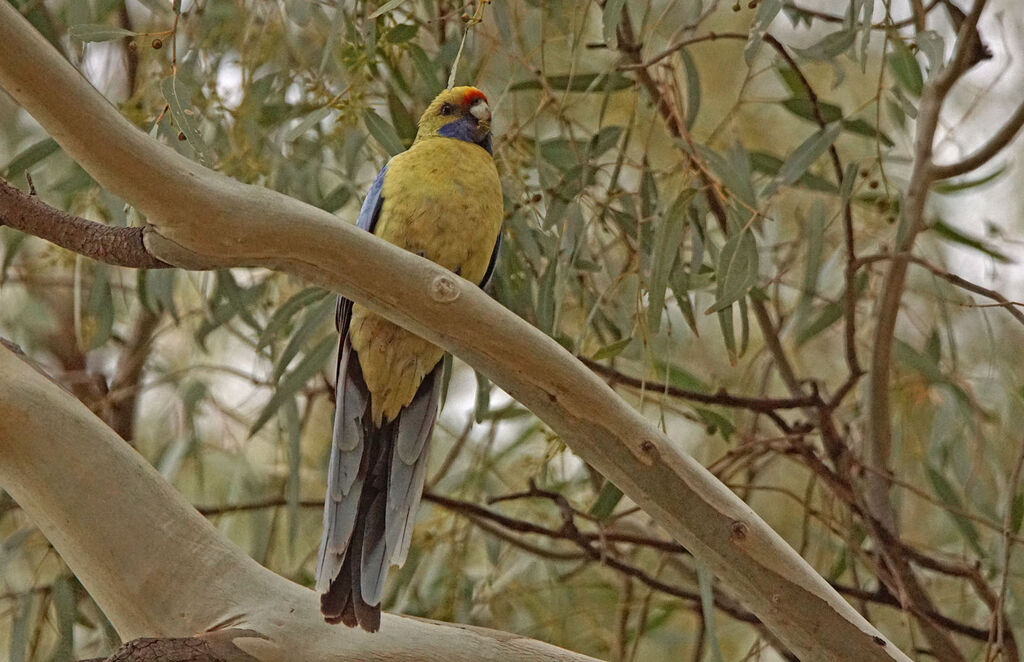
[931,98,1024,179]
[0,179,170,269]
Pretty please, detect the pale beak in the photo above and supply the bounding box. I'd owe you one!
[470,100,490,122]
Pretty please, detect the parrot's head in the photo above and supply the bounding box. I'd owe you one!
[416,86,493,154]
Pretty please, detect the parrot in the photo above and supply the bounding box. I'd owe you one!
[315,86,503,632]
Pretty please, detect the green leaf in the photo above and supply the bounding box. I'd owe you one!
[647,190,694,333]
[589,482,624,520]
[160,76,214,166]
[51,577,76,660]
[408,44,441,90]
[651,359,711,393]
[3,138,59,180]
[602,0,627,43]
[707,229,758,314]
[696,563,726,662]
[745,0,782,64]
[795,201,826,325]
[84,265,114,349]
[680,49,701,129]
[916,30,945,78]
[69,24,137,42]
[369,0,411,19]
[250,335,335,436]
[750,151,835,192]
[796,302,843,345]
[782,97,843,123]
[386,23,419,44]
[894,338,944,383]
[139,269,178,321]
[9,591,32,662]
[793,28,856,60]
[0,229,28,282]
[195,271,266,349]
[259,287,331,348]
[590,126,624,157]
[840,161,859,210]
[363,109,405,156]
[888,37,924,96]
[930,219,1011,263]
[694,407,735,440]
[273,296,334,381]
[770,123,842,193]
[591,338,633,361]
[474,370,491,423]
[284,106,332,142]
[934,166,1006,194]
[509,73,634,92]
[925,465,984,556]
[388,92,418,144]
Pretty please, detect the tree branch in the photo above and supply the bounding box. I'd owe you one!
[0,179,170,268]
[931,97,1024,180]
[0,5,910,660]
[0,343,598,662]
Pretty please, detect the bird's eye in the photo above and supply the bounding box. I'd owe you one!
[439,102,454,116]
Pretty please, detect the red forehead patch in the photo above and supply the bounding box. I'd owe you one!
[462,88,487,105]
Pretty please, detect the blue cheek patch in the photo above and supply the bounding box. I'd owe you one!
[439,117,492,153]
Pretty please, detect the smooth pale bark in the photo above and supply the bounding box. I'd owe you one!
[0,344,599,662]
[0,5,911,660]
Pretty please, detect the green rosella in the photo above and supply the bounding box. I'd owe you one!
[316,86,502,632]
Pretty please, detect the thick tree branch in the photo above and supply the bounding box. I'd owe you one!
[0,5,910,660]
[0,179,170,268]
[0,343,597,662]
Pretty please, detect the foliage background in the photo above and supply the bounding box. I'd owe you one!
[1,0,1023,660]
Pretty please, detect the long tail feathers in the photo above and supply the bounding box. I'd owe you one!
[316,336,441,632]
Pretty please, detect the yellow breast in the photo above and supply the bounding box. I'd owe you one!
[349,138,503,424]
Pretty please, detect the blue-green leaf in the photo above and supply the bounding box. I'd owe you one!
[707,229,758,314]
[250,335,335,436]
[369,0,411,19]
[69,24,137,42]
[745,0,782,64]
[161,76,214,166]
[602,0,627,44]
[888,37,924,96]
[363,110,405,156]
[793,28,856,60]
[3,138,59,180]
[589,482,624,520]
[769,123,842,194]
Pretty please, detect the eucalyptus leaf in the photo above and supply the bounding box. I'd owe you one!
[793,29,856,60]
[707,229,758,314]
[589,482,624,520]
[602,0,627,44]
[161,76,215,166]
[888,36,924,96]
[768,122,842,195]
[369,0,411,18]
[647,190,694,333]
[69,24,137,42]
[363,109,405,156]
[251,335,335,436]
[3,137,59,180]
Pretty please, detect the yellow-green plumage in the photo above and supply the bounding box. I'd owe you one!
[317,86,503,632]
[350,136,502,424]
